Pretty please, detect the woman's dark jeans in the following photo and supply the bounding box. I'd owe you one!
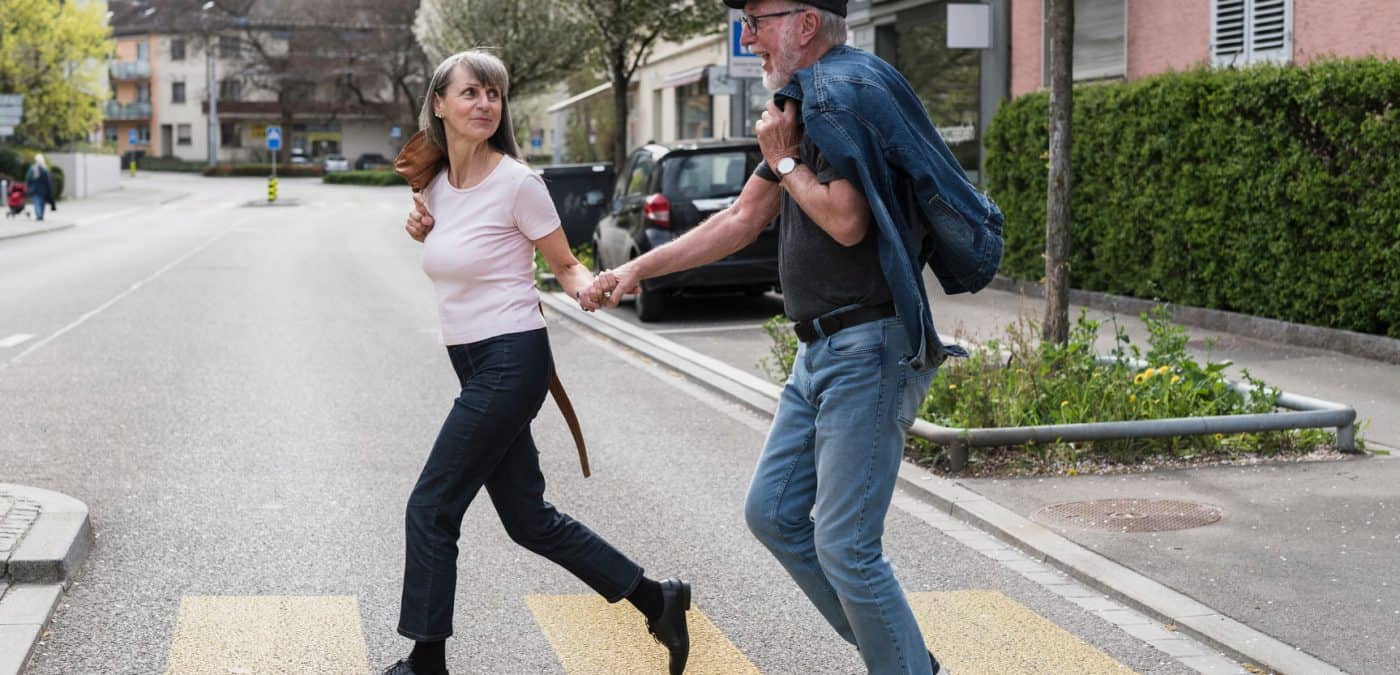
[397,328,643,641]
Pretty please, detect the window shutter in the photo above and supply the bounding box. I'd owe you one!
[1074,0,1126,80]
[1213,0,1291,66]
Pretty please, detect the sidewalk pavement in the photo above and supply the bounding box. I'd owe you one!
[0,173,197,244]
[0,485,91,675]
[545,276,1400,675]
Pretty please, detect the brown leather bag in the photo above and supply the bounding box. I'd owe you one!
[394,130,446,192]
[395,133,592,478]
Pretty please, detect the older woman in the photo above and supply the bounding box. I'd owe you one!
[385,50,690,675]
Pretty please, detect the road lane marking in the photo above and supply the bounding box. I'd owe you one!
[910,590,1137,675]
[0,334,34,348]
[526,594,759,674]
[163,596,369,675]
[2,228,237,370]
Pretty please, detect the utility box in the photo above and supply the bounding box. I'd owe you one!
[539,163,615,249]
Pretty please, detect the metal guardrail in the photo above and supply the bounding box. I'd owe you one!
[912,355,1358,471]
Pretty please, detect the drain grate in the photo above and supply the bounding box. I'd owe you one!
[1031,499,1222,533]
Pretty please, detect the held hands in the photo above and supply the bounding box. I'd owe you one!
[575,265,640,311]
[406,192,434,242]
[755,100,800,171]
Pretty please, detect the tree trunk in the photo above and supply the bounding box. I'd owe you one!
[1043,0,1074,345]
[610,60,629,172]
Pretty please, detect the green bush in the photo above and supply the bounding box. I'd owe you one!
[322,170,406,186]
[1,148,63,199]
[984,58,1400,338]
[138,156,206,172]
[0,147,22,180]
[202,164,323,177]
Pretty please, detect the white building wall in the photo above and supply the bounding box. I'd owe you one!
[156,35,212,161]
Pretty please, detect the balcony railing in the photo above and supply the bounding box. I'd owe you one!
[105,101,152,120]
[109,60,152,81]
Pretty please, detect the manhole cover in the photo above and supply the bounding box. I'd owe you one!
[1031,499,1222,532]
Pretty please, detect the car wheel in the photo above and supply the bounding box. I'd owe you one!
[635,285,667,322]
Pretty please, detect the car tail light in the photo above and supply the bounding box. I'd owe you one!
[643,193,671,229]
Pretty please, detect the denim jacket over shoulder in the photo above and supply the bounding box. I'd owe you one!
[776,45,1003,370]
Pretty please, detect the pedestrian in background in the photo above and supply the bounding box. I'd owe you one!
[25,154,53,221]
[386,50,691,675]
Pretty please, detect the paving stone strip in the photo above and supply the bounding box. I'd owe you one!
[0,491,43,572]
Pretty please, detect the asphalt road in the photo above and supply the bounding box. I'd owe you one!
[3,174,1212,674]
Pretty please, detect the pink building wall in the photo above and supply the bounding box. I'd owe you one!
[1010,0,1400,98]
[1294,0,1400,63]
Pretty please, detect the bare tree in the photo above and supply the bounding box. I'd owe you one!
[1043,0,1074,345]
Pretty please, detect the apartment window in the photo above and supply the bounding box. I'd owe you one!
[171,81,186,104]
[220,121,242,148]
[137,83,151,103]
[1042,0,1126,83]
[1212,0,1292,66]
[177,124,192,146]
[676,82,712,140]
[218,36,241,58]
[137,42,150,61]
[219,79,242,101]
[171,38,186,61]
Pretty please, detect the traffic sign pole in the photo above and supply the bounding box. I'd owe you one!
[266,126,282,202]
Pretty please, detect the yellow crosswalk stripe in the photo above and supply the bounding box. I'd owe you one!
[910,591,1137,675]
[163,596,370,675]
[526,594,760,674]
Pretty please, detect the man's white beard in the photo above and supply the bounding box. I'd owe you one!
[762,30,802,90]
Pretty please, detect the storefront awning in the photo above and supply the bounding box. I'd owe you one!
[660,65,711,89]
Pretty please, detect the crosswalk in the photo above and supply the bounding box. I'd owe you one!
[160,591,1139,674]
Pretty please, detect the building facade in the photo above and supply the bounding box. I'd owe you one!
[104,1,414,166]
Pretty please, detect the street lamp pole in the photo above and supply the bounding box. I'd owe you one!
[203,1,219,168]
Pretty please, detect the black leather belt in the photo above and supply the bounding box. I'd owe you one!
[793,303,897,344]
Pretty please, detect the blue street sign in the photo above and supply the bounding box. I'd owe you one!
[266,125,282,151]
[390,125,402,139]
[128,129,138,144]
[728,10,763,79]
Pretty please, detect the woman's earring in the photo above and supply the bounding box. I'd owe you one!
[434,112,443,118]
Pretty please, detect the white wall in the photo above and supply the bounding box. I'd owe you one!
[48,153,122,199]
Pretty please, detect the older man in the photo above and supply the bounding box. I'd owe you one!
[581,0,1004,671]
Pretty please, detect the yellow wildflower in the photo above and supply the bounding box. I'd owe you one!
[1158,366,1170,376]
[1067,467,1079,476]
[1129,394,1137,402]
[949,383,957,390]
[1133,374,1146,385]
[1214,433,1225,441]
[1171,375,1181,385]
[1061,400,1069,407]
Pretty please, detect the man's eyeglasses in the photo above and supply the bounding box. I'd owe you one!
[739,8,806,35]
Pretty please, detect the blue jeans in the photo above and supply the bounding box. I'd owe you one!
[31,195,44,220]
[745,316,938,674]
[397,328,644,641]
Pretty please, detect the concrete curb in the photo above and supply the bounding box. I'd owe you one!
[0,223,75,242]
[543,294,1346,675]
[0,485,92,675]
[987,276,1400,366]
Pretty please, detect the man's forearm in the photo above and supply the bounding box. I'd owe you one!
[624,209,758,281]
[779,165,868,246]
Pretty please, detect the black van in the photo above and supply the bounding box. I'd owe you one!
[593,140,779,321]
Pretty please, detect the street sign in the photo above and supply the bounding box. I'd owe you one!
[0,126,13,137]
[947,4,993,49]
[390,125,402,139]
[727,10,763,79]
[0,94,22,126]
[266,125,282,151]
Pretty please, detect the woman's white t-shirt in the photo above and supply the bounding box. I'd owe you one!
[420,157,561,346]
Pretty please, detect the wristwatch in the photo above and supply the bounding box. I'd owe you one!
[775,156,801,180]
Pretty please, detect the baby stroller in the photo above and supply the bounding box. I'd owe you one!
[6,181,27,218]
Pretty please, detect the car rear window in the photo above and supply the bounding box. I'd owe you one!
[663,150,759,200]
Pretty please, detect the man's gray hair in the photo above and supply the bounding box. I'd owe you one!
[811,7,848,46]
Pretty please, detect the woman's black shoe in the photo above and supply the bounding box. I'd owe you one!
[645,578,691,674]
[382,658,448,675]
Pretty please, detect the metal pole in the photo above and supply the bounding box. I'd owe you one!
[207,47,218,167]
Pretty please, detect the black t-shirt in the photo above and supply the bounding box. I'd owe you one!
[759,136,891,322]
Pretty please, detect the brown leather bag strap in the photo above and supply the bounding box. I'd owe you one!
[539,303,590,478]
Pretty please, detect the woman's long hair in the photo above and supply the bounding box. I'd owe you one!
[418,50,521,160]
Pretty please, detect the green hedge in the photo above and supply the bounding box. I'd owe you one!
[322,170,406,186]
[202,164,323,177]
[984,58,1400,338]
[138,156,207,172]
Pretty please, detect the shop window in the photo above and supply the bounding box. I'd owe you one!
[877,4,982,173]
[220,121,242,148]
[676,82,712,140]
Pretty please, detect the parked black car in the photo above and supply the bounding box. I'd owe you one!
[355,153,391,170]
[594,140,779,321]
[539,163,614,248]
